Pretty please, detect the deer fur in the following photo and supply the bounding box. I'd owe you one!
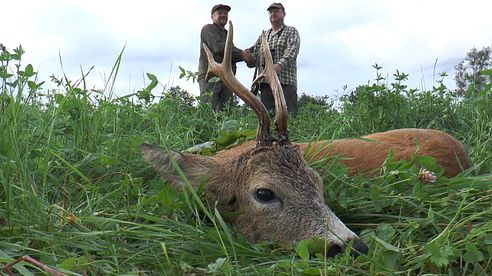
[141,142,367,255]
[215,128,471,178]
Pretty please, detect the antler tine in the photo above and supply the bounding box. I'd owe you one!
[258,31,289,144]
[203,21,273,148]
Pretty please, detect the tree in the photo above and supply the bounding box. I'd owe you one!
[454,45,492,97]
[298,93,332,109]
[165,86,196,106]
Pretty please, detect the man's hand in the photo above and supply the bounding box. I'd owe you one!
[274,63,283,74]
[242,50,255,68]
[241,50,252,62]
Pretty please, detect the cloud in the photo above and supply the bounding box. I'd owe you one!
[2,0,492,99]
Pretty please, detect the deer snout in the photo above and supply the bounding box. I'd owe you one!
[326,238,369,257]
[350,239,369,257]
[320,209,369,257]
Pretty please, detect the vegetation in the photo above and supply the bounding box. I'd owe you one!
[1,45,491,275]
[454,45,492,97]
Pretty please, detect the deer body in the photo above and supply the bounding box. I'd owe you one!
[216,128,471,178]
[304,128,470,178]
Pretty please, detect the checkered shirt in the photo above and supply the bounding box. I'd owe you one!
[249,25,300,86]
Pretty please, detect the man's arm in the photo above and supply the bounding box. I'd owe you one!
[244,35,262,68]
[277,27,300,69]
[202,24,244,62]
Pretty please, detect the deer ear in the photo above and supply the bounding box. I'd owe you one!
[141,143,215,190]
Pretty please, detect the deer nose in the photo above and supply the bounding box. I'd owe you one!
[349,239,369,257]
[326,244,342,257]
[326,239,369,258]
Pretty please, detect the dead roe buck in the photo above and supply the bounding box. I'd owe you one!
[141,22,470,256]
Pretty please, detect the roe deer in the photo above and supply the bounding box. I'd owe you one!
[141,22,368,256]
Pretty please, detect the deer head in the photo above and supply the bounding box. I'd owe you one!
[141,22,368,256]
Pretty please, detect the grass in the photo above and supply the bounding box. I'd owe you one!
[0,45,491,275]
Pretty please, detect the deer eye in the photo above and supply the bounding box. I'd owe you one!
[255,188,276,203]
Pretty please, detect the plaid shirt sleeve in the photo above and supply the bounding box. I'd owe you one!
[274,26,300,85]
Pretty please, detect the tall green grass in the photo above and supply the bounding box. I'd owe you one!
[1,45,491,275]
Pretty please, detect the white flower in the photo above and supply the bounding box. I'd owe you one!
[419,168,437,183]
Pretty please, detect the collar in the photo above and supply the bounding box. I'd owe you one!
[213,23,227,31]
[269,24,285,36]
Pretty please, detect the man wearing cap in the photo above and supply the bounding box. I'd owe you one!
[246,3,300,115]
[198,4,251,112]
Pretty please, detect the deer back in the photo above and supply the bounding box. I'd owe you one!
[300,128,471,177]
[216,128,471,178]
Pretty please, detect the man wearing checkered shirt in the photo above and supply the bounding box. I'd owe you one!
[246,3,300,115]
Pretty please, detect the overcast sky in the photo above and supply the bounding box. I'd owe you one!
[2,0,491,100]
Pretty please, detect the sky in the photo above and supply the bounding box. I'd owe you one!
[2,0,491,100]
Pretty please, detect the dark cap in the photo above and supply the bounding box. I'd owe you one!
[211,4,231,15]
[267,3,285,11]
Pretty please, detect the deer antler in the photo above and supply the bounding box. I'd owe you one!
[203,21,273,148]
[252,32,289,145]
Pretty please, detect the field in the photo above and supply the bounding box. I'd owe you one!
[1,46,491,275]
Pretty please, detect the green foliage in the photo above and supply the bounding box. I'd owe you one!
[178,65,198,83]
[0,45,491,275]
[298,93,333,109]
[454,45,492,97]
[340,64,461,135]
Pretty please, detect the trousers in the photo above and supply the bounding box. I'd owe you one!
[259,83,298,115]
[199,79,234,112]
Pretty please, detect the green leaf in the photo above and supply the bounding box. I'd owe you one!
[463,243,484,263]
[7,79,18,88]
[58,256,89,270]
[426,241,455,267]
[242,129,257,139]
[24,64,35,78]
[373,236,400,252]
[13,45,25,58]
[485,235,492,245]
[380,250,400,270]
[221,120,239,131]
[296,240,310,261]
[0,65,13,78]
[27,80,37,90]
[184,141,215,154]
[481,68,492,76]
[58,257,77,270]
[276,259,293,270]
[427,206,435,221]
[413,181,427,200]
[372,235,400,270]
[156,186,178,208]
[146,73,158,82]
[215,129,242,147]
[207,257,227,273]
